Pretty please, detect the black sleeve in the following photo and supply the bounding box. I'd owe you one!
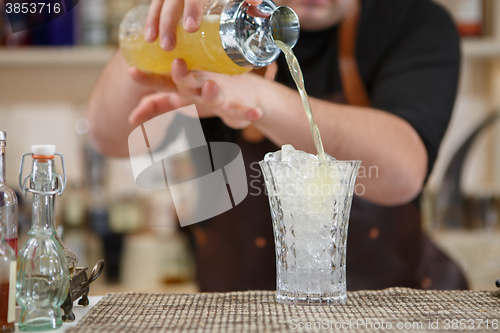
[368,0,460,178]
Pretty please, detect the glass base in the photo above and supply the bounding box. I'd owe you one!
[19,308,63,331]
[277,291,347,305]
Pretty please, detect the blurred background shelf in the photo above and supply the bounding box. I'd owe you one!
[463,38,500,58]
[0,46,115,66]
[0,39,498,68]
[0,40,498,68]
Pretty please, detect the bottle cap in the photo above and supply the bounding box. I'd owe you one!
[220,0,299,68]
[0,131,5,141]
[31,145,56,156]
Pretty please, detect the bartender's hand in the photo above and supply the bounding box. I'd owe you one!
[145,0,264,51]
[128,59,267,128]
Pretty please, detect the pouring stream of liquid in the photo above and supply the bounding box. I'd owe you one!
[275,40,327,163]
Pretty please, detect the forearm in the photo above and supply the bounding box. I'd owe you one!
[87,50,155,157]
[254,80,428,206]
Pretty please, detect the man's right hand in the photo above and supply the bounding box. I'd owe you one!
[144,0,263,51]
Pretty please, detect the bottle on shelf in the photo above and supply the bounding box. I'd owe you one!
[79,0,108,45]
[83,143,122,283]
[0,221,16,332]
[61,184,88,268]
[119,0,299,75]
[30,6,76,46]
[0,132,18,255]
[16,145,70,331]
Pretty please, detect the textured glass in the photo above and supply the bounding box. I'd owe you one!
[17,159,69,331]
[260,158,360,305]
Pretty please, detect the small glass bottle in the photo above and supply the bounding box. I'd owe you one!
[0,223,16,332]
[0,132,18,255]
[17,145,69,331]
[119,0,299,75]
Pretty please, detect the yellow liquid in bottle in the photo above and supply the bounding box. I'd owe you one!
[120,15,250,75]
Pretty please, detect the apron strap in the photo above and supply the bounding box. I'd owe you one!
[338,0,371,107]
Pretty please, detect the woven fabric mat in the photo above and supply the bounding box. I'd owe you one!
[66,288,500,333]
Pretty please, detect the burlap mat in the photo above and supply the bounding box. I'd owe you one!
[65,288,500,333]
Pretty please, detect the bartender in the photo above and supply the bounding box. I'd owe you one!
[87,0,468,291]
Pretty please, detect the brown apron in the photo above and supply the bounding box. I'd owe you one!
[190,0,468,292]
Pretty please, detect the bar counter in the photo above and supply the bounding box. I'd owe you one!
[15,287,498,333]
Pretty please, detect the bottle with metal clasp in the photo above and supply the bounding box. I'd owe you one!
[16,145,70,331]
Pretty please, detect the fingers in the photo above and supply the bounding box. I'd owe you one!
[158,0,184,50]
[246,0,263,5]
[144,0,262,50]
[245,107,263,122]
[247,5,270,19]
[129,60,203,96]
[200,80,221,106]
[128,92,184,125]
[145,0,163,42]
[129,67,177,91]
[171,59,202,95]
[145,0,206,50]
[130,58,264,128]
[200,80,263,126]
[182,0,205,33]
[250,63,277,80]
[265,62,278,80]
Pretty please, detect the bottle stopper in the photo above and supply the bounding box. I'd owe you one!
[31,145,56,156]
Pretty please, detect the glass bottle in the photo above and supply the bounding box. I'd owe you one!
[0,132,18,255]
[119,0,299,75]
[17,145,69,331]
[0,223,16,332]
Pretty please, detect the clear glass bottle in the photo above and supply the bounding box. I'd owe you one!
[0,132,18,255]
[119,0,299,75]
[17,145,69,331]
[0,223,16,332]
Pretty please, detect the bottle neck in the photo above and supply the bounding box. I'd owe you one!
[0,142,5,184]
[220,1,299,68]
[30,159,57,232]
